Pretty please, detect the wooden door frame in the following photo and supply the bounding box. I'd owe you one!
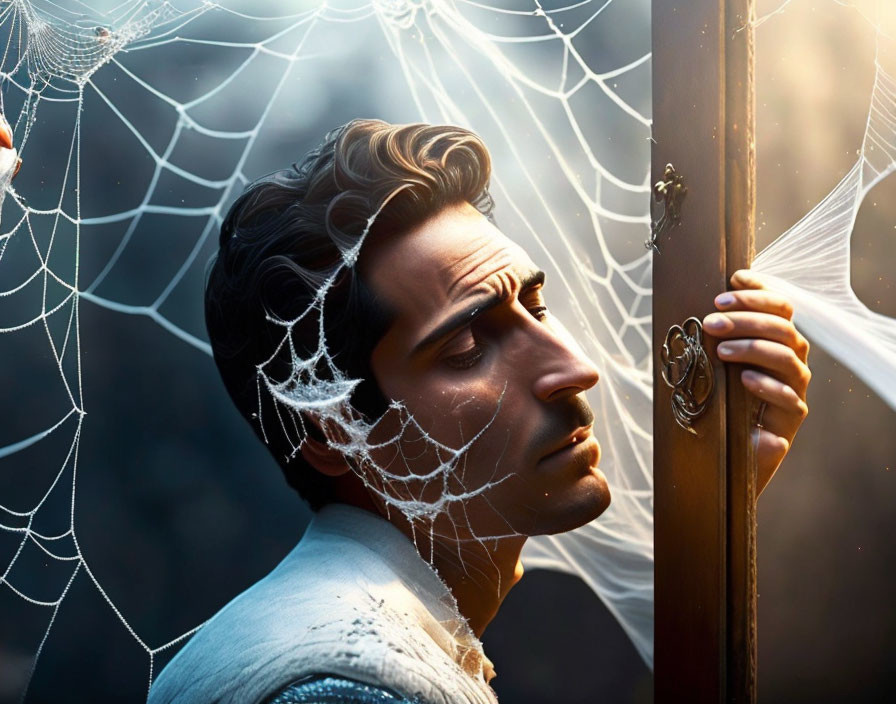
[652,1,757,701]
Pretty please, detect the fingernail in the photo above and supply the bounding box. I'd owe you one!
[703,313,731,331]
[715,293,735,307]
[718,343,734,356]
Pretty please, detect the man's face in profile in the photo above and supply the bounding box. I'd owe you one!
[361,202,611,540]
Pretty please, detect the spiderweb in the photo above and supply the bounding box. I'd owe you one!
[751,1,896,410]
[0,0,892,701]
[0,1,654,698]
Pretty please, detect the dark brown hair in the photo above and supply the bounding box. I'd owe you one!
[205,119,495,510]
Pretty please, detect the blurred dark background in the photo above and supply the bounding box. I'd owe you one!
[0,1,893,703]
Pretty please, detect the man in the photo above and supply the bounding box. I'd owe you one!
[147,119,810,703]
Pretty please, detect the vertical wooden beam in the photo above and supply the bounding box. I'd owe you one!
[652,1,755,702]
[724,2,757,700]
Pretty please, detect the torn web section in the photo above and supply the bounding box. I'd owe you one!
[744,3,896,696]
[375,0,654,665]
[751,2,896,410]
[250,194,515,543]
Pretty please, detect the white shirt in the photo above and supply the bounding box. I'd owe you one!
[149,503,499,704]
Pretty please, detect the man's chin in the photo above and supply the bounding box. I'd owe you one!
[538,468,611,536]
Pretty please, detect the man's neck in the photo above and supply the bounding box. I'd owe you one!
[427,534,527,638]
[332,484,527,638]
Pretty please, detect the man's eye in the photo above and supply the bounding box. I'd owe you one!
[529,305,549,321]
[445,344,485,370]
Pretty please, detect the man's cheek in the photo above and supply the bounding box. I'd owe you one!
[444,385,513,441]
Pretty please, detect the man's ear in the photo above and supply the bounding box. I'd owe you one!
[299,419,354,477]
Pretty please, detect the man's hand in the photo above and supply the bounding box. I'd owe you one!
[703,269,811,495]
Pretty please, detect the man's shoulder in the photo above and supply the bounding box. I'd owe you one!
[147,519,408,704]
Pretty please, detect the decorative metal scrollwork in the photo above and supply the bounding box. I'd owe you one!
[660,317,714,434]
[646,163,688,254]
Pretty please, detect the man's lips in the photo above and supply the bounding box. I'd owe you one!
[538,424,595,462]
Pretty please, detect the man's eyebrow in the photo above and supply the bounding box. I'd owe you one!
[412,269,545,355]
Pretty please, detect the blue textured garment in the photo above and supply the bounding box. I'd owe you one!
[268,675,419,703]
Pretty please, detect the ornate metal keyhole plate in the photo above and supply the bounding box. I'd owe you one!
[646,162,688,254]
[660,317,714,434]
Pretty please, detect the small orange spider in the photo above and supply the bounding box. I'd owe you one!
[0,113,21,180]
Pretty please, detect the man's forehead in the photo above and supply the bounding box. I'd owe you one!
[362,203,538,315]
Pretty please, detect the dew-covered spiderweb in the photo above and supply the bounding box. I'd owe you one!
[0,0,893,701]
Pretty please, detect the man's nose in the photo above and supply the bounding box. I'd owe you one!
[530,321,600,402]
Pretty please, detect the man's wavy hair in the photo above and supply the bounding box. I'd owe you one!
[205,119,496,510]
